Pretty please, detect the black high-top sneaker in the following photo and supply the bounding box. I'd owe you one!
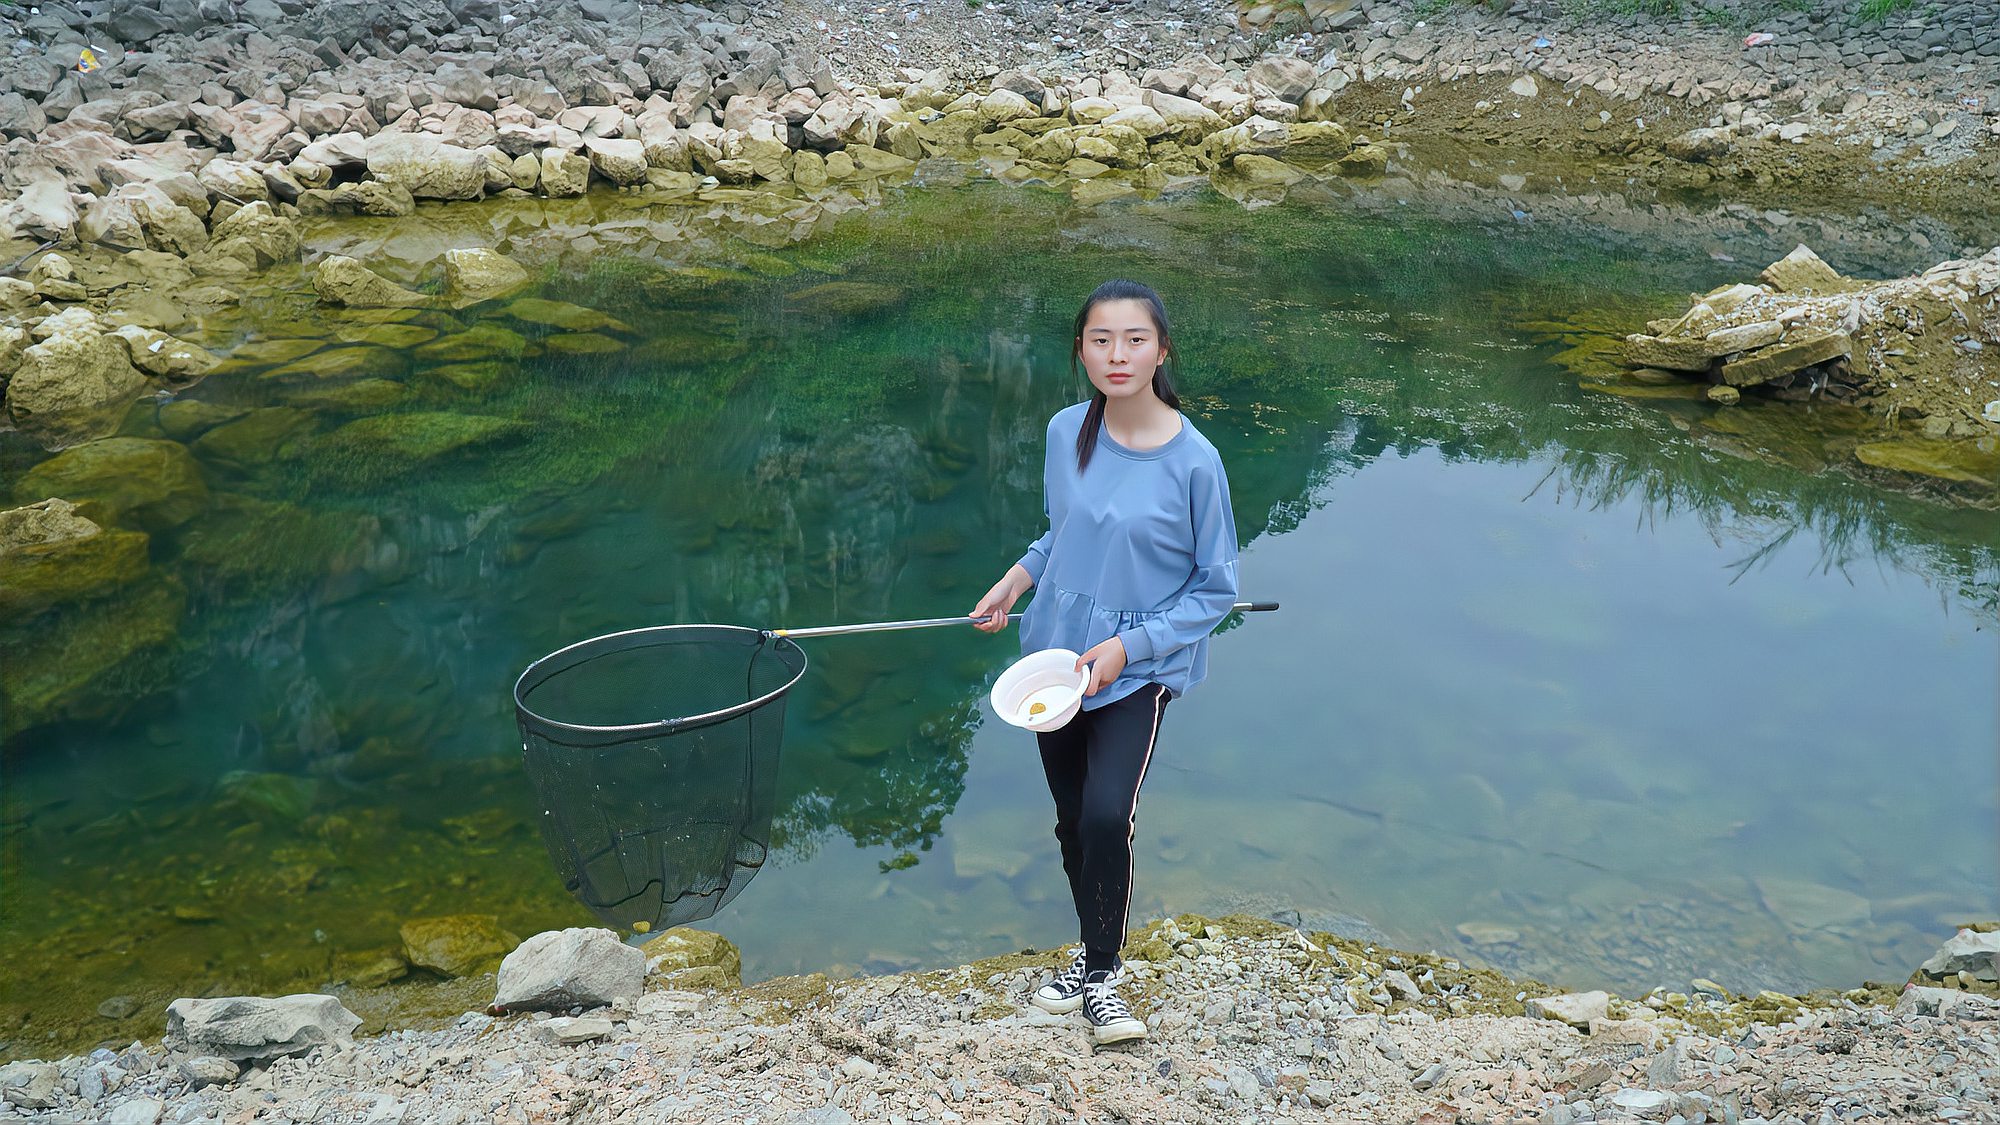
[1081,969,1146,1045]
[1030,949,1123,1014]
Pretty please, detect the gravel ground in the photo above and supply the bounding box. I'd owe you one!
[6,915,1997,1124]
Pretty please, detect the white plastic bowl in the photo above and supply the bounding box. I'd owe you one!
[991,648,1088,733]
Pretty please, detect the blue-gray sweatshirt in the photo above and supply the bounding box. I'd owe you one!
[1016,401,1240,710]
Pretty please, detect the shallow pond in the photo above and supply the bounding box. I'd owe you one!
[3,174,1996,1059]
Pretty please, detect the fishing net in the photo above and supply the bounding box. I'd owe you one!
[513,625,808,933]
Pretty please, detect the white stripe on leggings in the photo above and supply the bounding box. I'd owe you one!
[1117,684,1168,953]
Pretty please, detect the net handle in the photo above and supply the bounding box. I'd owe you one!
[769,601,1279,640]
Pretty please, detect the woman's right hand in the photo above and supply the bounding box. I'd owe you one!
[970,565,1031,633]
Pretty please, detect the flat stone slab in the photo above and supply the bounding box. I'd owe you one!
[1760,244,1853,294]
[1720,329,1851,386]
[1621,333,1719,371]
[1704,319,1783,354]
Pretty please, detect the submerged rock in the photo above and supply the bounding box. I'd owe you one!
[494,927,647,1013]
[502,297,634,334]
[441,248,531,306]
[784,281,905,317]
[166,994,361,1062]
[0,510,148,617]
[14,437,208,532]
[314,254,430,309]
[416,324,529,364]
[1855,439,2000,484]
[318,411,519,465]
[400,915,521,978]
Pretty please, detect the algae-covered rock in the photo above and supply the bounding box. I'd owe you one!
[631,329,751,368]
[0,499,149,617]
[1853,439,2000,484]
[263,345,404,382]
[155,400,249,442]
[286,378,410,412]
[0,573,185,738]
[423,362,506,393]
[317,411,519,465]
[502,297,634,334]
[1335,143,1389,176]
[190,407,317,473]
[441,248,531,307]
[416,324,529,364]
[314,254,430,309]
[785,281,905,318]
[333,323,439,348]
[1285,121,1351,165]
[14,437,208,531]
[1071,178,1138,206]
[640,927,743,988]
[5,311,151,437]
[400,915,520,978]
[541,332,626,355]
[217,770,321,824]
[214,338,325,373]
[1230,154,1306,185]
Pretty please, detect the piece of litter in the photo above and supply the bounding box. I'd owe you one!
[148,339,166,352]
[1531,36,1551,49]
[1743,32,1775,48]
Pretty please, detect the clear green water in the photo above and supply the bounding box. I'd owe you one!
[3,178,1997,1059]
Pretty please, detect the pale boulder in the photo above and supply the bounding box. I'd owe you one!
[584,137,649,185]
[365,132,489,200]
[313,255,429,309]
[492,927,647,1013]
[442,248,530,306]
[166,994,361,1063]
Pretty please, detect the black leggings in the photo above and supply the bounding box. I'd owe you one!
[1036,682,1170,968]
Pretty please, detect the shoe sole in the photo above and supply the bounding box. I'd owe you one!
[1030,991,1084,1015]
[1090,1017,1147,1046]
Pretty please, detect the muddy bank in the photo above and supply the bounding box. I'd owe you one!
[4,915,1998,1123]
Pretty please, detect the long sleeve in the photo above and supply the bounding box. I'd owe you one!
[1015,416,1058,585]
[1116,457,1239,665]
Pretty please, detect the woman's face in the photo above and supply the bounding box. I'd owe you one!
[1076,298,1167,401]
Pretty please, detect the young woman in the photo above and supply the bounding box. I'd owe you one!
[970,279,1240,1046]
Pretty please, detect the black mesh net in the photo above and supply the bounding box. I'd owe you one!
[513,625,808,933]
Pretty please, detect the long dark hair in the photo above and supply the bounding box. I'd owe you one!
[1072,279,1181,472]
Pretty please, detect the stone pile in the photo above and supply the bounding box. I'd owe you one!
[1617,243,2000,436]
[3,914,1996,1123]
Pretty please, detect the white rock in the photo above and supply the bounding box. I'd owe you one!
[532,1016,613,1046]
[166,994,361,1061]
[1509,75,1539,98]
[1524,991,1609,1027]
[494,927,647,1013]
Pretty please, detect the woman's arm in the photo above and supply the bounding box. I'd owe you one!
[1115,457,1240,665]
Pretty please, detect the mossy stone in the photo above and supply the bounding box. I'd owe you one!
[640,927,743,986]
[216,770,320,824]
[415,325,529,364]
[423,363,506,393]
[0,574,185,738]
[1854,439,2000,485]
[14,437,209,532]
[400,915,520,978]
[0,525,150,617]
[541,332,626,356]
[287,378,410,412]
[156,400,250,442]
[190,407,317,472]
[784,281,906,317]
[334,323,439,348]
[630,330,750,369]
[263,345,403,382]
[317,411,519,464]
[212,337,324,373]
[501,297,635,335]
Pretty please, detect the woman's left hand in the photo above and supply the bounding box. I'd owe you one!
[1076,637,1127,697]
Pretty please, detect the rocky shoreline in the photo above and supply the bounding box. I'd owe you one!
[1,0,1996,458]
[3,915,1998,1123]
